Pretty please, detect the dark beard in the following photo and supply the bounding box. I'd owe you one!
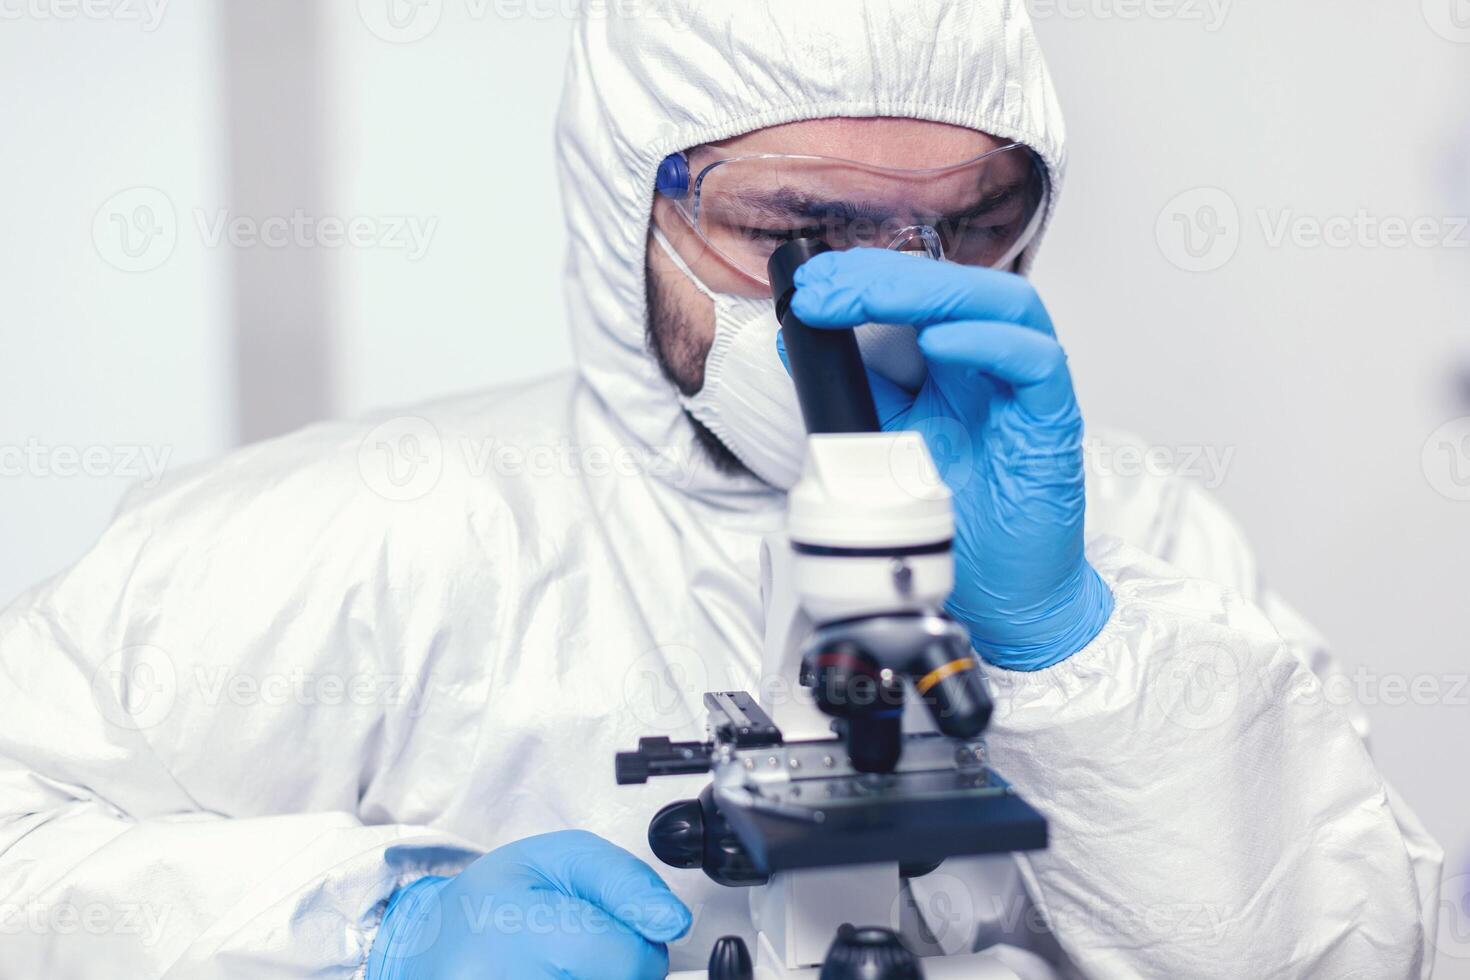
[644,252,752,479]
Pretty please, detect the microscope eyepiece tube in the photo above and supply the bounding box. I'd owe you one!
[768,239,882,435]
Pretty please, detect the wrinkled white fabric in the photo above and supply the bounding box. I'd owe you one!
[0,1,1441,978]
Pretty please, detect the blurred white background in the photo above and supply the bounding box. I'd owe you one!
[2,0,1467,970]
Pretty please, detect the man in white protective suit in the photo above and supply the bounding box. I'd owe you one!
[0,1,1443,978]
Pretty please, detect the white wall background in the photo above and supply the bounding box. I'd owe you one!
[3,1,1467,971]
[1027,12,1470,959]
[323,1,575,415]
[0,2,233,602]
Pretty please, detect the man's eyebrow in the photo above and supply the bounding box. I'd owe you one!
[721,189,891,224]
[715,180,1033,225]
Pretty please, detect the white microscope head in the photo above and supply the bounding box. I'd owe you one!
[786,431,955,623]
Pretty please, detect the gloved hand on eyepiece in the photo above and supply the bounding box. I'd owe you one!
[366,830,691,980]
[787,248,1114,671]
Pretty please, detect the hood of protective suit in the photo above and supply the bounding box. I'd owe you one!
[555,0,1067,499]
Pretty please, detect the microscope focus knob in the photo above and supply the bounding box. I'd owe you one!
[708,935,754,980]
[648,785,769,887]
[818,925,923,980]
[648,797,704,869]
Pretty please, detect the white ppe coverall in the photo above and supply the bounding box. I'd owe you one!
[0,1,1442,977]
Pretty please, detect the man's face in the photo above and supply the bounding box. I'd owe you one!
[644,118,1012,472]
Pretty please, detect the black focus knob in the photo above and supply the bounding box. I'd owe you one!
[615,750,651,785]
[818,925,923,980]
[708,935,754,980]
[647,786,769,887]
[648,797,704,870]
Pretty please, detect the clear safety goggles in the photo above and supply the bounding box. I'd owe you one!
[654,142,1049,289]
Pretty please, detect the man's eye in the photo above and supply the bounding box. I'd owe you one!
[945,207,1025,240]
[968,222,1015,240]
[739,225,823,243]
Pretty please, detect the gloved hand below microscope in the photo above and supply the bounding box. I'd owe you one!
[614,240,1060,980]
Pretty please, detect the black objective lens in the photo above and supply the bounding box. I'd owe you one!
[911,639,992,739]
[810,641,907,774]
[843,699,904,774]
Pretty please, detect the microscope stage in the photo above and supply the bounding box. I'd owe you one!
[715,762,1048,873]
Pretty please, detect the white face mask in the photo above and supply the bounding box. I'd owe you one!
[652,227,926,490]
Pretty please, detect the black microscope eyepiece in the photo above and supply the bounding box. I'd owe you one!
[767,239,881,436]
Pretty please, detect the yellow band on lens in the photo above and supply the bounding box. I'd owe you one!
[915,657,976,695]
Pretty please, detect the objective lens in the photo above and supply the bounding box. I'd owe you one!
[912,639,991,739]
[809,641,907,774]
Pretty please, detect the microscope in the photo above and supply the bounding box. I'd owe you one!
[615,240,1048,979]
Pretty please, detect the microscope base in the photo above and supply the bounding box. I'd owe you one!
[667,865,1044,980]
[669,940,1029,979]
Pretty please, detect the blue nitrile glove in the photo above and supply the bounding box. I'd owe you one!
[367,830,691,980]
[787,248,1113,671]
